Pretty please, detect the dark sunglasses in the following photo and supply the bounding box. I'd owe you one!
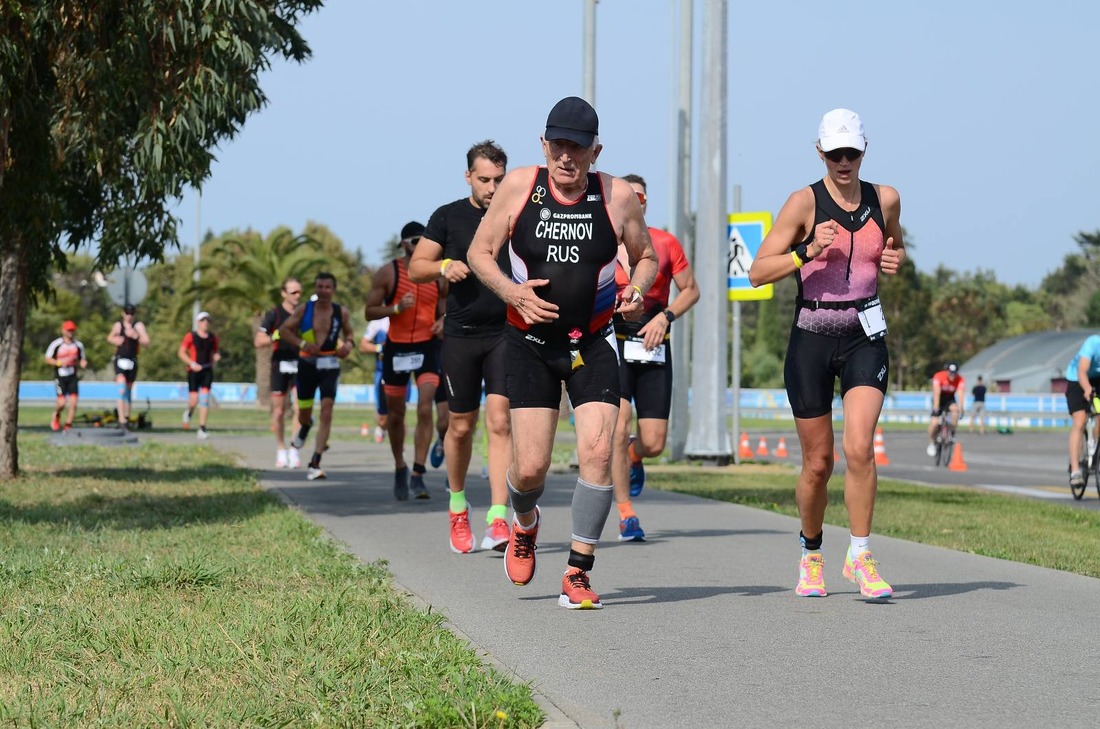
[636,191,647,206]
[402,236,421,246]
[284,289,303,295]
[823,147,863,163]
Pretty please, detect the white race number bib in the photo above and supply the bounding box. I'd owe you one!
[116,357,135,371]
[623,337,667,364]
[315,356,340,371]
[278,360,299,374]
[393,353,425,373]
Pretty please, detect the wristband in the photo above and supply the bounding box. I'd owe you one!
[663,309,676,323]
[440,258,452,276]
[791,251,804,269]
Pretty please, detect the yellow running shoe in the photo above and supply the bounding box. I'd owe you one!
[843,550,893,599]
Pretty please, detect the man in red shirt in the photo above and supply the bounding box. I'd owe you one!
[178,311,221,440]
[611,174,699,541]
[927,363,965,456]
[44,320,88,431]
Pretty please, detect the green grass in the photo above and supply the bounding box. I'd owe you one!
[649,466,1100,577]
[0,436,542,728]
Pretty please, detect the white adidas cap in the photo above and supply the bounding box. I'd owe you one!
[817,108,866,152]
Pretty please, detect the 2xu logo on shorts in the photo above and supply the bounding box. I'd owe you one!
[877,364,887,382]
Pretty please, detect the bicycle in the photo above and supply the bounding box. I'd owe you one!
[1072,396,1100,500]
[932,410,956,468]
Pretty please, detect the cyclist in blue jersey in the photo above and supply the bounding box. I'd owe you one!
[1064,334,1100,488]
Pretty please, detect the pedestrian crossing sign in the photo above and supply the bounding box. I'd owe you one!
[728,212,773,301]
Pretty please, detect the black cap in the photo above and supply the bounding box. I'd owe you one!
[400,221,425,242]
[545,96,599,147]
[123,304,136,314]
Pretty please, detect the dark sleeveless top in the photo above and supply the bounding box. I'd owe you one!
[507,167,618,344]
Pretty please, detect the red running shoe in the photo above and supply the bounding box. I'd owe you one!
[558,567,603,610]
[504,507,540,586]
[480,517,510,552]
[449,509,474,554]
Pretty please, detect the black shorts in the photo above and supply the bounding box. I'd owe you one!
[441,333,507,413]
[617,335,673,420]
[187,368,214,392]
[784,327,888,419]
[270,359,298,396]
[54,375,79,398]
[934,392,958,414]
[1066,379,1100,414]
[505,325,620,410]
[114,357,138,384]
[297,361,340,402]
[382,340,440,389]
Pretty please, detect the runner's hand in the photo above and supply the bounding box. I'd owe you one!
[511,279,557,325]
[442,259,470,283]
[880,237,901,275]
[811,220,838,257]
[398,292,415,311]
[336,342,352,359]
[637,315,669,351]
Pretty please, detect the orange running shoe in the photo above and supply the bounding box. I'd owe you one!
[480,517,510,552]
[449,509,474,554]
[558,567,603,610]
[504,507,540,586]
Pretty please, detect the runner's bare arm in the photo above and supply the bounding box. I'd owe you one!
[613,175,657,317]
[748,188,814,287]
[364,264,396,320]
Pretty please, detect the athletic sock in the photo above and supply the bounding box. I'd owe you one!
[449,490,467,513]
[849,533,871,558]
[616,500,636,520]
[310,453,322,469]
[486,504,508,524]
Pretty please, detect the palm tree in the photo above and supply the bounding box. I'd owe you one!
[182,229,331,406]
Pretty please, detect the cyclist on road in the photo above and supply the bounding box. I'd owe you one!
[926,363,965,457]
[1064,334,1100,488]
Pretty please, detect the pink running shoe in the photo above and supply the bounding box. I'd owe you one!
[558,567,603,610]
[795,553,827,597]
[843,550,893,599]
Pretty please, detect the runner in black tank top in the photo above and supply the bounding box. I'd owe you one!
[255,278,304,469]
[466,96,659,610]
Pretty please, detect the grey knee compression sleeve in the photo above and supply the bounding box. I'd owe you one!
[571,478,614,545]
[507,471,544,514]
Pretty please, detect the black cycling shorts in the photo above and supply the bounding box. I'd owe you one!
[784,326,888,419]
[442,333,507,413]
[297,360,340,403]
[54,375,79,398]
[934,392,958,414]
[270,359,298,396]
[382,340,440,390]
[505,325,620,410]
[617,336,673,420]
[187,368,215,392]
[1066,379,1100,415]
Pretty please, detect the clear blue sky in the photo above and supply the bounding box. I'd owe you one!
[171,0,1098,288]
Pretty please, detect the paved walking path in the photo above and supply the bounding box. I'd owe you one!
[199,432,1099,728]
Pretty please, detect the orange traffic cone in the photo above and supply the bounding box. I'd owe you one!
[739,432,753,459]
[360,423,370,437]
[774,437,789,458]
[873,427,890,466]
[948,442,968,471]
[756,436,769,456]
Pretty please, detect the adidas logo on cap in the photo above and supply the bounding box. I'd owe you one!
[837,125,849,133]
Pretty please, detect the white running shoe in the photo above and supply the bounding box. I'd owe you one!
[307,466,326,481]
[374,426,384,443]
[275,449,288,469]
[197,427,209,441]
[925,443,936,457]
[287,448,301,469]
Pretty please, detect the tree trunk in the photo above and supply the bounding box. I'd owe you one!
[0,232,30,478]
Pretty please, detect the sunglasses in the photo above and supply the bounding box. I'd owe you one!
[402,237,421,246]
[284,289,303,295]
[823,147,863,163]
[635,191,647,206]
